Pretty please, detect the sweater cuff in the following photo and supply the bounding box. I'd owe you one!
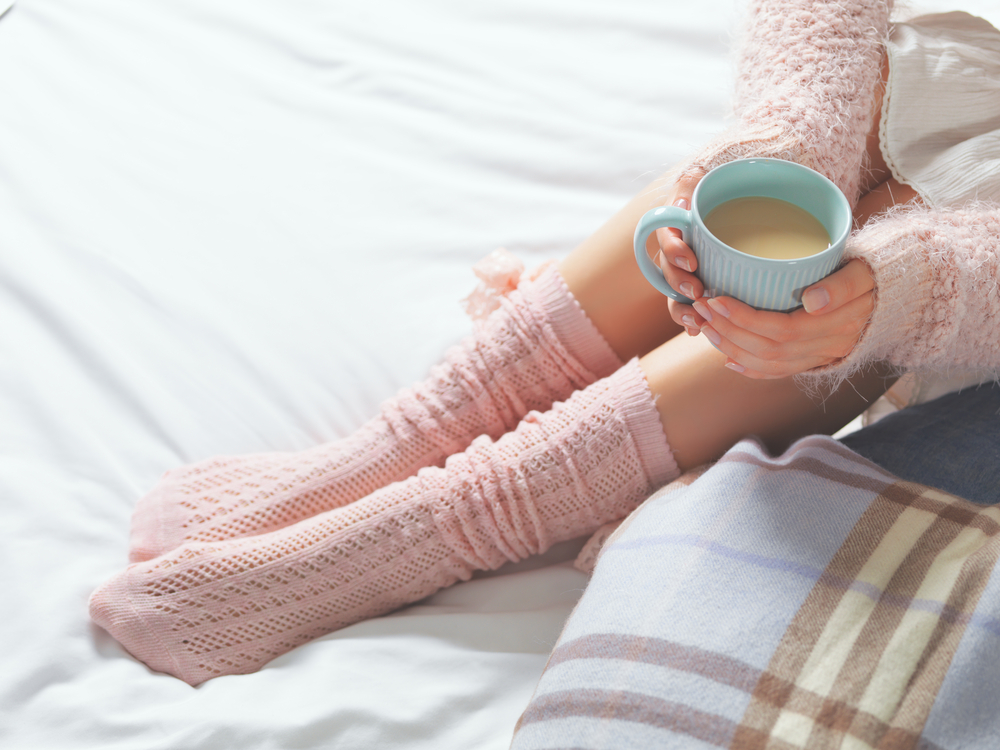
[818,217,923,380]
[802,205,999,384]
[680,122,804,182]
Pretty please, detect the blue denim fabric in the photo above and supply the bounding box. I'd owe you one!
[840,384,1000,505]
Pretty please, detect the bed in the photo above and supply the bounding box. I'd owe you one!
[0,0,731,747]
[3,0,998,748]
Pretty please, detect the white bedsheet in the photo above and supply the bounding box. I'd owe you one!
[0,1,734,747]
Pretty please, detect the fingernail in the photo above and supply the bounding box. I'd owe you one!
[692,300,712,322]
[673,198,690,210]
[725,361,746,373]
[802,286,830,313]
[701,325,721,346]
[681,314,696,328]
[679,282,696,300]
[706,298,730,318]
[673,256,692,272]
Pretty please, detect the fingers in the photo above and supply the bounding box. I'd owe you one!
[651,169,710,336]
[642,164,874,379]
[697,296,811,345]
[657,237,702,300]
[655,225,696,273]
[654,218,699,284]
[701,317,850,379]
[698,285,873,348]
[668,298,705,337]
[695,292,874,378]
[655,169,704,269]
[657,234,703,335]
[653,170,705,311]
[801,259,874,314]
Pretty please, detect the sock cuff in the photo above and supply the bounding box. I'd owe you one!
[609,360,679,489]
[527,266,623,381]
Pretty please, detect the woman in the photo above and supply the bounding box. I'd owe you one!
[90,0,1000,685]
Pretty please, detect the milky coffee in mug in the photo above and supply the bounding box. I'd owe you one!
[703,196,831,260]
[633,158,851,311]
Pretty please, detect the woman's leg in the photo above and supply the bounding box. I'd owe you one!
[641,333,894,471]
[558,172,685,361]
[128,173,684,562]
[93,359,680,685]
[128,264,624,562]
[122,49,914,578]
[128,157,919,564]
[90,341,892,686]
[93,160,917,682]
[95,50,931,683]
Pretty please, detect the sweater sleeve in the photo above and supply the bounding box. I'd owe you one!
[807,204,1000,384]
[684,0,892,206]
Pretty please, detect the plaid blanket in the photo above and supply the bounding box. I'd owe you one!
[511,436,1000,749]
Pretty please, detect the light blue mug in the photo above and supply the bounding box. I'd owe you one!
[633,158,851,311]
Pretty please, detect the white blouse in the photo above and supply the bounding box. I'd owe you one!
[872,4,999,410]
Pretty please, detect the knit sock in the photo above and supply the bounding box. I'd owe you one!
[90,360,678,685]
[128,266,622,563]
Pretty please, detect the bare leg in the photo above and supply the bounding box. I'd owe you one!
[640,335,894,470]
[558,50,926,471]
[558,173,684,361]
[558,169,902,471]
[554,166,907,471]
[639,179,919,471]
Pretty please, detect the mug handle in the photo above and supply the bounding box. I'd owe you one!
[633,206,694,305]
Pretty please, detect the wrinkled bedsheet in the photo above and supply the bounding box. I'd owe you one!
[0,0,733,747]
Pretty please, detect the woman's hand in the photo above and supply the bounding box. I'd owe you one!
[686,259,875,378]
[651,170,875,377]
[653,171,706,337]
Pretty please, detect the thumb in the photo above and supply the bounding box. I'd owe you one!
[802,258,875,314]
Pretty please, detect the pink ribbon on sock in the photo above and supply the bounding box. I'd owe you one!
[461,248,526,321]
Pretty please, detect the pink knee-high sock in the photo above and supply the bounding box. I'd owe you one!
[90,360,678,685]
[128,266,622,563]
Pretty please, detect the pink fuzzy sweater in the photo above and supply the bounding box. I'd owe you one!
[830,205,1000,382]
[688,0,892,206]
[690,0,1000,382]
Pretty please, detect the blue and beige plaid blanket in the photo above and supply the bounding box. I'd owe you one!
[512,436,1000,749]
